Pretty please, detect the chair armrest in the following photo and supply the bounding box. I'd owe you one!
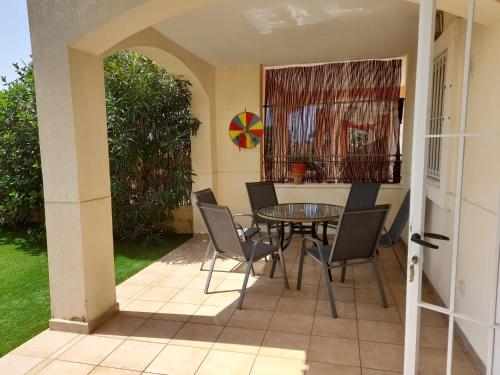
[233,213,254,219]
[300,236,329,262]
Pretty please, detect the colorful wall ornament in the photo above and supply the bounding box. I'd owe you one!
[229,111,263,149]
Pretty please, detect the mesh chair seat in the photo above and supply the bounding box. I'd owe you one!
[242,241,278,260]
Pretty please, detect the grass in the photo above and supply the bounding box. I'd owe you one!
[0,228,191,356]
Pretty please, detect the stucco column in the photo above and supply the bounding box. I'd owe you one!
[32,47,117,333]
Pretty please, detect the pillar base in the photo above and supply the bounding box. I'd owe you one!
[49,302,119,334]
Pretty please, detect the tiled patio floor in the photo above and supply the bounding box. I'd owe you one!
[1,235,479,374]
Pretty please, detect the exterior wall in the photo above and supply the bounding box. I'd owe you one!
[205,65,408,230]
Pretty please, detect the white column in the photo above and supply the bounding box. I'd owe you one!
[31,43,117,332]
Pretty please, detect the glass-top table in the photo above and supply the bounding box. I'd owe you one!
[256,203,343,288]
[257,203,343,223]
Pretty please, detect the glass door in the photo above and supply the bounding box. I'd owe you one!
[404,0,500,373]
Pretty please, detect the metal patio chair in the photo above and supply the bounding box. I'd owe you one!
[297,204,391,318]
[197,202,287,309]
[379,189,410,274]
[194,188,259,270]
[331,182,381,281]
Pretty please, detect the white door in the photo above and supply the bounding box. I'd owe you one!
[404,0,500,373]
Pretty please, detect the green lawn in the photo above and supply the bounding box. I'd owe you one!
[0,228,191,356]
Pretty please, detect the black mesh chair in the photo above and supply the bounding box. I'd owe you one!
[197,202,287,309]
[379,190,410,274]
[194,188,259,270]
[298,204,390,318]
[331,182,381,282]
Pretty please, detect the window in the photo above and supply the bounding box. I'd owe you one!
[262,60,403,183]
[427,51,447,180]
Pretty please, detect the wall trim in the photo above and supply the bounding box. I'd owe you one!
[49,302,119,334]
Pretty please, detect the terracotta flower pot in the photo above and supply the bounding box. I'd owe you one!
[291,162,306,184]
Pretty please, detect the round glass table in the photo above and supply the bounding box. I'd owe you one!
[256,203,343,288]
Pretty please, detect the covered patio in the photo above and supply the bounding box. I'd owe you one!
[2,0,500,374]
[0,236,477,374]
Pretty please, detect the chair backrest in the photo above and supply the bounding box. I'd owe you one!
[330,204,390,263]
[345,182,381,210]
[196,202,244,258]
[388,189,410,243]
[193,188,218,205]
[246,182,279,224]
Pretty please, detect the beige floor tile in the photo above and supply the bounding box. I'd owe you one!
[116,285,147,300]
[36,360,94,375]
[100,339,164,371]
[357,320,404,344]
[170,288,210,304]
[129,318,183,343]
[316,300,356,319]
[306,361,361,375]
[184,276,222,291]
[291,272,321,286]
[319,286,355,302]
[123,272,161,286]
[90,367,141,374]
[196,349,255,375]
[145,344,208,375]
[120,299,165,318]
[308,335,360,367]
[139,286,181,302]
[94,315,146,339]
[228,309,274,330]
[246,280,284,296]
[141,262,177,275]
[354,277,387,290]
[0,354,44,375]
[250,355,306,375]
[189,305,235,325]
[204,291,241,307]
[259,331,310,360]
[268,312,314,335]
[216,278,256,292]
[419,325,461,351]
[58,335,123,365]
[359,341,404,372]
[170,322,224,348]
[213,327,266,354]
[240,293,279,311]
[172,264,204,277]
[312,316,358,339]
[282,283,319,299]
[354,288,393,305]
[276,296,316,315]
[12,329,78,357]
[154,302,200,322]
[155,275,194,288]
[361,369,401,375]
[418,347,476,375]
[355,303,400,323]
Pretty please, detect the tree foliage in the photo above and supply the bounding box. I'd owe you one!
[0,52,200,240]
[0,63,42,226]
[105,52,200,240]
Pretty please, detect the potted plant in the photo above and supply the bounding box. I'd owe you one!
[290,155,307,184]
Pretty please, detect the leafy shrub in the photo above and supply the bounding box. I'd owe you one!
[0,52,200,240]
[0,63,42,227]
[105,52,200,240]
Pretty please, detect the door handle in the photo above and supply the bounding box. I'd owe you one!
[423,232,450,241]
[410,233,439,249]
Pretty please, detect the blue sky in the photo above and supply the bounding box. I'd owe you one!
[0,0,31,83]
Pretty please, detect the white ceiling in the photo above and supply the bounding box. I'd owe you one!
[154,0,419,66]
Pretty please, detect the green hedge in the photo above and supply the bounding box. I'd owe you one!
[0,52,200,240]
